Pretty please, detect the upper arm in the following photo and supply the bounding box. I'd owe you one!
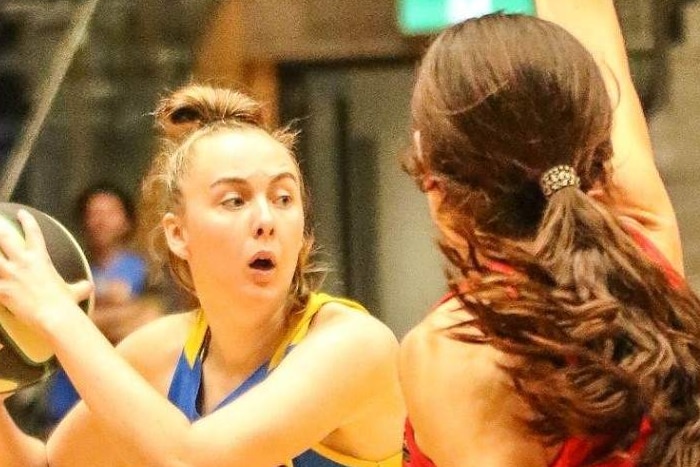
[47,403,133,467]
[47,314,187,466]
[400,319,553,467]
[181,306,402,466]
[535,0,684,273]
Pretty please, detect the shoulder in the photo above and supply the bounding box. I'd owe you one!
[290,296,401,408]
[309,298,400,358]
[288,298,404,447]
[115,310,196,393]
[400,298,554,466]
[301,297,400,389]
[400,297,504,404]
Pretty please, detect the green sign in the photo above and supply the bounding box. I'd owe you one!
[398,0,536,35]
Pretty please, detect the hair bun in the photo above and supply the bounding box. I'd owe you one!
[154,84,264,141]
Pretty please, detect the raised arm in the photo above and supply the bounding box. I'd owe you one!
[535,0,684,273]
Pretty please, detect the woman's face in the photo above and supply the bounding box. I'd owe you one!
[83,192,131,251]
[163,128,305,305]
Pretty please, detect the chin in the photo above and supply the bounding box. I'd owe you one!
[244,279,287,299]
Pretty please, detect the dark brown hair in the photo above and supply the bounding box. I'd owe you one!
[77,181,137,228]
[141,84,323,313]
[406,14,700,466]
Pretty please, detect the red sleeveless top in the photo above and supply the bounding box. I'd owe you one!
[403,227,680,467]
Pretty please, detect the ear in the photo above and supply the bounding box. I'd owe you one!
[162,212,189,260]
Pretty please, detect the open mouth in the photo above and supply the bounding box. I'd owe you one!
[249,253,276,271]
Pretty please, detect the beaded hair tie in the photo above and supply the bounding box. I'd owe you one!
[539,165,581,198]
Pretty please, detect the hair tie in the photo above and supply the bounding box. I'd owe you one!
[540,165,580,198]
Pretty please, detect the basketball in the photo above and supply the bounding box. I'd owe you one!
[0,203,93,395]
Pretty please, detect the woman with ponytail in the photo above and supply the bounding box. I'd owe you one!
[401,1,700,466]
[0,84,404,466]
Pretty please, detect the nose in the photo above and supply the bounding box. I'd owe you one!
[253,197,275,239]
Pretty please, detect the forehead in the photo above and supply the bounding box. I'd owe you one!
[187,129,299,182]
[86,192,125,211]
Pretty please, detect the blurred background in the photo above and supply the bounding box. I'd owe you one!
[0,0,698,339]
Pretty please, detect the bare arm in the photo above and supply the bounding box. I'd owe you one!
[400,300,556,467]
[46,305,399,466]
[0,398,47,467]
[0,211,402,466]
[46,313,189,467]
[535,0,684,273]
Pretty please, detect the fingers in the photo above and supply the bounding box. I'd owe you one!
[0,215,26,262]
[70,280,94,304]
[16,209,48,255]
[0,210,51,267]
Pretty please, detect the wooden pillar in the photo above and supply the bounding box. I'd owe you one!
[192,0,280,126]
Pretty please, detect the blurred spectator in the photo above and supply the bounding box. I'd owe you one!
[43,181,163,429]
[77,182,161,343]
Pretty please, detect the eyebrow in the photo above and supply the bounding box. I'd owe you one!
[209,172,299,189]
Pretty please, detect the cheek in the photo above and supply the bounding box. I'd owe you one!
[293,212,306,249]
[112,218,131,236]
[282,211,305,254]
[189,218,241,255]
[177,215,216,256]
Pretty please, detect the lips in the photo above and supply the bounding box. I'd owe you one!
[248,251,276,271]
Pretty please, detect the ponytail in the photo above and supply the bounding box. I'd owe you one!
[447,183,700,465]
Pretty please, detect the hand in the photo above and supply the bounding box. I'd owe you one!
[0,210,92,331]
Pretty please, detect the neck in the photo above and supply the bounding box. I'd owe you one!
[200,293,291,376]
[90,245,118,268]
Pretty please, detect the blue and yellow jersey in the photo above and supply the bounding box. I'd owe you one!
[167,292,401,467]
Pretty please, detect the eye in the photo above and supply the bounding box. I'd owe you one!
[269,182,296,207]
[222,194,245,208]
[275,194,293,207]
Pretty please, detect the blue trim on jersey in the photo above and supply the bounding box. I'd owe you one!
[166,294,396,467]
[294,449,352,467]
[168,342,353,466]
[167,336,271,421]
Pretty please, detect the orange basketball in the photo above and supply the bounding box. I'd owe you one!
[0,203,93,395]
